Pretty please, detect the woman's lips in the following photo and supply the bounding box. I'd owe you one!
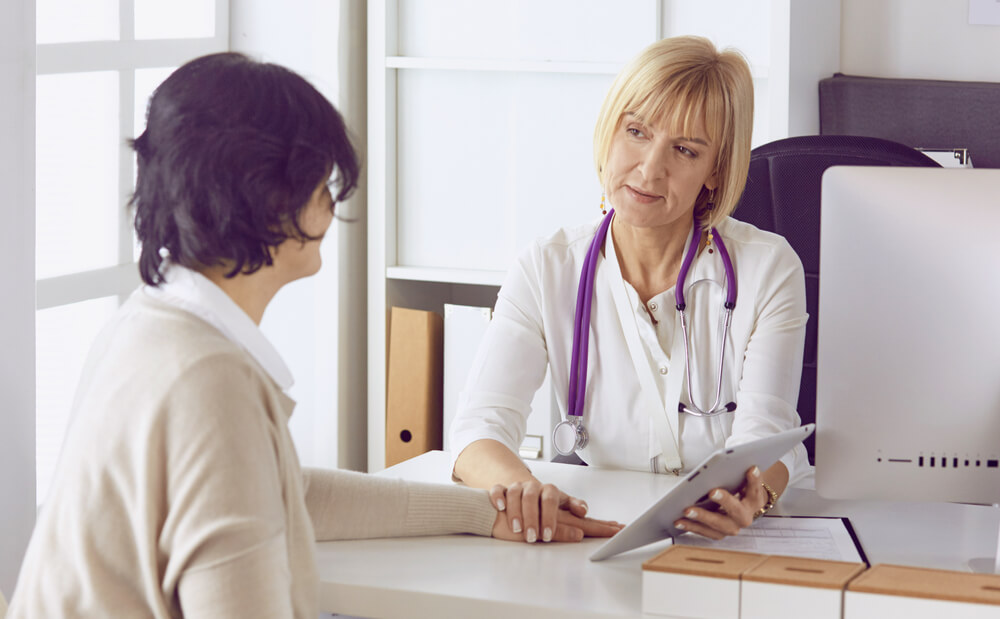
[625,185,661,203]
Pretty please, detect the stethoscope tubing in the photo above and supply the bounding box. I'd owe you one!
[568,210,614,419]
[566,209,737,422]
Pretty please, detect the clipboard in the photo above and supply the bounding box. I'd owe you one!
[590,424,815,561]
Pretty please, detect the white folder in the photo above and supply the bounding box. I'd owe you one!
[442,304,492,453]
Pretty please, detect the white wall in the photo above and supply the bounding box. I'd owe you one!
[0,0,36,598]
[230,0,367,472]
[842,0,1000,82]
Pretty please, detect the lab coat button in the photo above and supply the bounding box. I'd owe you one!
[648,302,658,311]
[658,366,668,375]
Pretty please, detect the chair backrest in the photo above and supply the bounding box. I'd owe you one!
[731,135,940,464]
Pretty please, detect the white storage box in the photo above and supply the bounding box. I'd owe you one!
[642,545,766,619]
[845,563,1000,618]
[741,555,867,619]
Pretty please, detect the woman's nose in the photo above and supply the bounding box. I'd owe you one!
[638,146,669,180]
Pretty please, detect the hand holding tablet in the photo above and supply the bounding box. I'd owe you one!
[590,424,815,561]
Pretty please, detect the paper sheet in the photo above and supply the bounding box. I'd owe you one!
[675,516,866,563]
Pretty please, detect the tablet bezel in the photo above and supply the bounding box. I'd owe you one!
[589,424,815,561]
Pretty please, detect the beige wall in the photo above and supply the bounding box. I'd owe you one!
[842,0,1000,82]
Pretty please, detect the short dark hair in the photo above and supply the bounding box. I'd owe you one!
[130,52,360,286]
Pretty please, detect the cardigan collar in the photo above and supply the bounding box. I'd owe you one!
[144,264,295,392]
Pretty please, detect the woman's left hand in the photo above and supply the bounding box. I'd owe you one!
[487,484,624,543]
[671,465,769,540]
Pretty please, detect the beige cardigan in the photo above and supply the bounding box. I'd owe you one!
[9,291,495,618]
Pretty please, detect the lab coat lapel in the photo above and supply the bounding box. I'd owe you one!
[603,224,683,472]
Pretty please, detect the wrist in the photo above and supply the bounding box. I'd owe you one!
[752,481,778,520]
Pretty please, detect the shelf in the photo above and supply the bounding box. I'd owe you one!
[386,55,769,79]
[386,266,505,287]
[385,56,622,75]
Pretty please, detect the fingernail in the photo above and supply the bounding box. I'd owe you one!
[527,528,537,543]
[676,522,686,530]
[710,490,723,501]
[580,501,588,512]
[543,527,553,542]
[752,466,761,478]
[496,498,505,511]
[686,509,698,519]
[512,518,522,533]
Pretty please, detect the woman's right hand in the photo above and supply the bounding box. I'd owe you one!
[488,481,623,543]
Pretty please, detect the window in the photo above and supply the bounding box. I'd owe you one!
[34,0,228,505]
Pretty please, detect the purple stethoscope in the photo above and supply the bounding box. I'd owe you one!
[551,208,739,457]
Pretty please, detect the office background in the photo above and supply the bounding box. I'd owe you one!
[2,0,999,598]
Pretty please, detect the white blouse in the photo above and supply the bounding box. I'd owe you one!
[450,214,810,481]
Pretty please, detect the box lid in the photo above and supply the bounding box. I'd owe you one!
[642,545,766,580]
[848,564,1000,606]
[743,555,867,590]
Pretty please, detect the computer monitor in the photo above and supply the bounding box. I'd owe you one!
[815,166,1000,572]
[815,166,1000,505]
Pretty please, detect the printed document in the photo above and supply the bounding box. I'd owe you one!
[675,516,866,563]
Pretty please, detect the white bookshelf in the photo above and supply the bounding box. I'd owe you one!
[366,0,840,471]
[385,56,623,75]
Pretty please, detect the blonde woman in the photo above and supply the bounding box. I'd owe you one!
[452,36,809,544]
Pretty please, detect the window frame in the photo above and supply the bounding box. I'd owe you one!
[35,0,229,311]
[33,1,230,506]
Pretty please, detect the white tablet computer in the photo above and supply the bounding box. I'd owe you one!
[589,424,815,561]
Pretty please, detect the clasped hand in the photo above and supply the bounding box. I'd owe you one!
[488,480,624,543]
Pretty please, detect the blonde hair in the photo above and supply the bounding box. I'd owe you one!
[593,36,754,230]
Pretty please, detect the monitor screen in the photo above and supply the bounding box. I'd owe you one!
[815,166,1000,505]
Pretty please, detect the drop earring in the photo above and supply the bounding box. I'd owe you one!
[600,193,607,215]
[706,189,716,253]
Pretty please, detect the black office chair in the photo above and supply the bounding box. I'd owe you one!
[731,135,941,464]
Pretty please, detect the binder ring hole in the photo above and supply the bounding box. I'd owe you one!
[785,567,824,574]
[983,586,1000,592]
[400,430,412,443]
[686,557,724,565]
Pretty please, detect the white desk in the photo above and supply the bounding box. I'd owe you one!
[315,451,999,618]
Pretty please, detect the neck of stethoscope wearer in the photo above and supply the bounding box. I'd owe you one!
[553,208,739,457]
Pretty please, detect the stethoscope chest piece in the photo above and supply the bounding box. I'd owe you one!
[552,418,589,456]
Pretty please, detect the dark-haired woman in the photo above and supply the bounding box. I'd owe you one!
[7,53,621,619]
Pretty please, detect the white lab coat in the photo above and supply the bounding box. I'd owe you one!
[450,214,810,481]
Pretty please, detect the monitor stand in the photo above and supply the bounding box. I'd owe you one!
[967,503,1000,574]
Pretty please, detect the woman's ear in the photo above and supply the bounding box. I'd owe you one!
[705,170,720,192]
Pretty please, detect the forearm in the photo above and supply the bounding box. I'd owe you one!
[302,467,496,540]
[453,439,537,488]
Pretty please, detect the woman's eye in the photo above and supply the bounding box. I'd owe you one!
[677,145,696,157]
[626,127,645,138]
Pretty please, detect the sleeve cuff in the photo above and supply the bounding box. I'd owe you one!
[404,483,496,538]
